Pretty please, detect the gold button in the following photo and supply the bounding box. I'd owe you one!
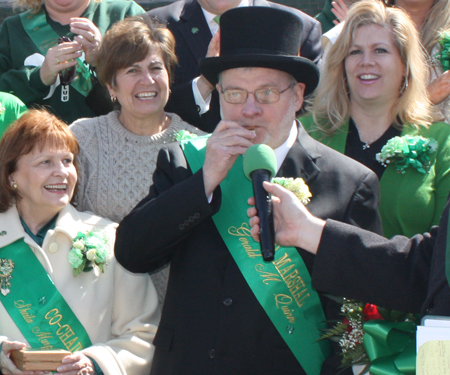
[48,243,59,253]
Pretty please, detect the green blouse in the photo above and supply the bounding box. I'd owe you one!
[20,214,57,247]
[300,115,450,238]
[0,92,27,139]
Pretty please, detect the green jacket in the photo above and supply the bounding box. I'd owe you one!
[301,115,450,238]
[0,92,27,138]
[0,0,144,124]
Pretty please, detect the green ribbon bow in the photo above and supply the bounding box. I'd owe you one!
[376,135,437,174]
[363,320,416,375]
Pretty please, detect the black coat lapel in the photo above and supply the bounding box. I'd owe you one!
[178,0,212,64]
[277,124,321,183]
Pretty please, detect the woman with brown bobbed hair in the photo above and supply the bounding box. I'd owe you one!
[0,109,158,375]
[301,0,450,239]
[70,15,204,306]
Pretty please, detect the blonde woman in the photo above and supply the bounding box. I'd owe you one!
[321,0,450,122]
[388,0,450,122]
[301,0,450,238]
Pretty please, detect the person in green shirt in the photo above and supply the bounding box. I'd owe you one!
[0,0,144,124]
[301,0,450,239]
[0,92,27,138]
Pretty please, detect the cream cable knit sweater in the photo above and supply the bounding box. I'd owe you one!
[70,111,205,305]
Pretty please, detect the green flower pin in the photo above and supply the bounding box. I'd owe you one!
[376,135,438,174]
[68,230,109,276]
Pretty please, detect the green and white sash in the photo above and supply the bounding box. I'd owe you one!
[0,239,92,351]
[20,10,93,97]
[181,136,331,375]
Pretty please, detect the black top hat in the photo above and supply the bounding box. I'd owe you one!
[199,7,319,96]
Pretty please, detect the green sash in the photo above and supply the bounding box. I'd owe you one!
[0,239,92,351]
[20,10,93,97]
[180,136,331,375]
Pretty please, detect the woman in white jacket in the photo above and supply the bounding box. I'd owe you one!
[0,109,159,375]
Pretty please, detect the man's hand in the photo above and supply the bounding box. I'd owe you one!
[331,0,349,24]
[247,182,325,253]
[203,120,255,197]
[197,31,220,100]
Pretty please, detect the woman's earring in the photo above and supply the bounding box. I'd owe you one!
[12,182,18,190]
[400,76,408,95]
[111,95,117,103]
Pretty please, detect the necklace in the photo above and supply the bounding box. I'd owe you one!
[352,120,385,150]
[361,135,382,150]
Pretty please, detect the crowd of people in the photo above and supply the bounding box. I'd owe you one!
[1,0,450,374]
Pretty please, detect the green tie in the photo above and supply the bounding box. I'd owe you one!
[213,15,220,25]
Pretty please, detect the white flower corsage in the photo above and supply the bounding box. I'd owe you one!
[271,177,312,204]
[68,231,108,276]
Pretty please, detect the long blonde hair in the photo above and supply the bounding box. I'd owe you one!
[388,0,450,55]
[310,0,432,135]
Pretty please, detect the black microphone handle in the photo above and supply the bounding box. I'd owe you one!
[250,169,275,261]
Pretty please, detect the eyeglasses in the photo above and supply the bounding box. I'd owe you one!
[220,84,294,104]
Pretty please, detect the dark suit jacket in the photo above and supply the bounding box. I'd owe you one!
[148,0,323,132]
[313,195,450,317]
[115,123,381,375]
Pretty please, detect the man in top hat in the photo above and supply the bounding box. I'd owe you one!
[148,0,323,132]
[115,7,381,375]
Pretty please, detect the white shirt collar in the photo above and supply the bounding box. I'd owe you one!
[273,121,298,173]
[202,0,250,35]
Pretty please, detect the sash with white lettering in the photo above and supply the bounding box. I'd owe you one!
[0,239,92,351]
[180,136,331,375]
[20,10,93,97]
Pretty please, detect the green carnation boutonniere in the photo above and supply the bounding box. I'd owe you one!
[271,177,312,204]
[68,231,109,276]
[375,135,437,174]
[175,130,199,141]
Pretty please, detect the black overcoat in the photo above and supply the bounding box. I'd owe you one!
[115,124,382,375]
